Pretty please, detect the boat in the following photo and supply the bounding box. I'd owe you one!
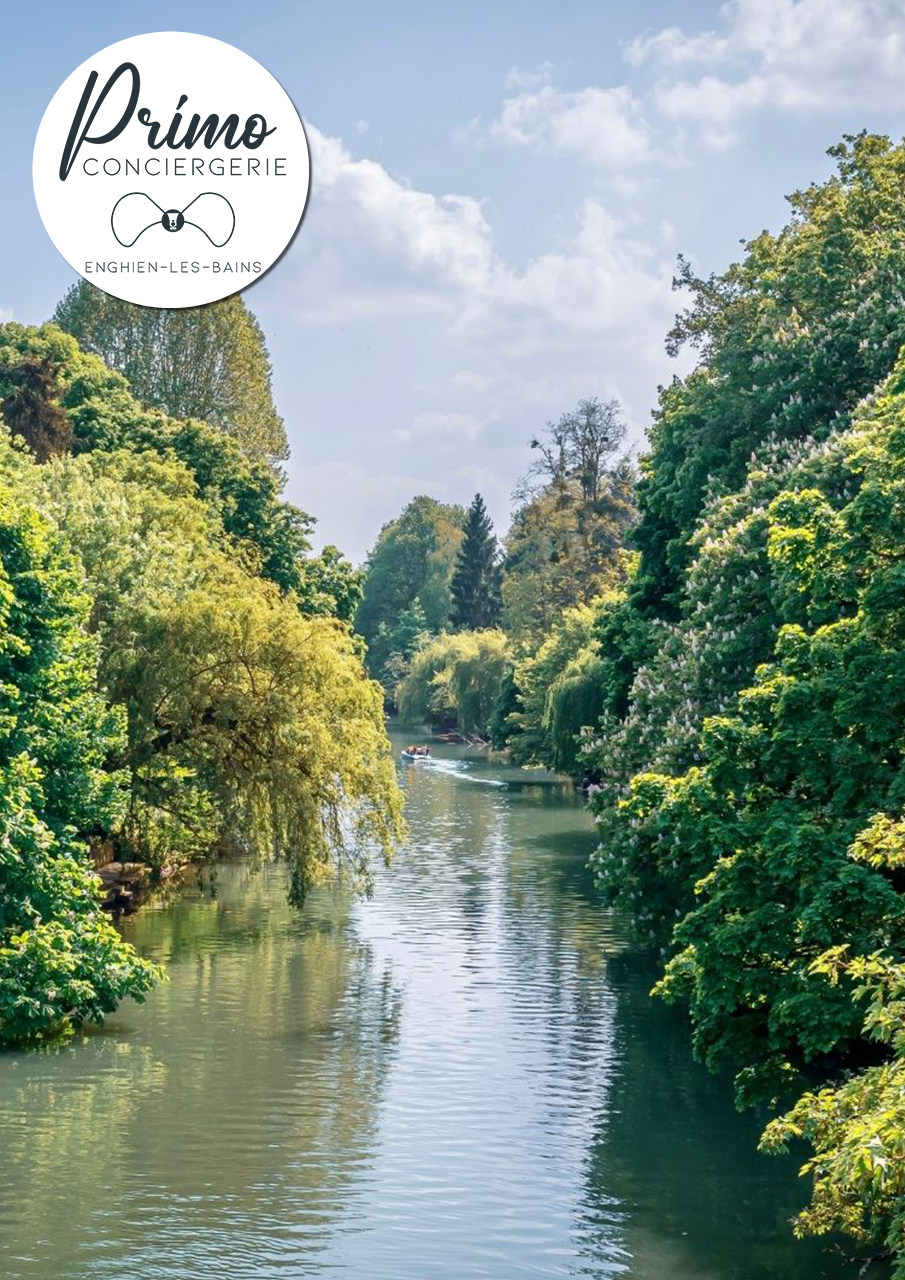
[401,747,431,762]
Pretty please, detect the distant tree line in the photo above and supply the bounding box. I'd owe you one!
[355,395,637,739]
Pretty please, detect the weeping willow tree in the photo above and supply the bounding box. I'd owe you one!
[396,630,511,736]
[499,600,608,771]
[0,322,405,900]
[544,646,606,775]
[23,444,405,900]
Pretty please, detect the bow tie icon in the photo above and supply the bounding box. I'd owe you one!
[111,192,235,248]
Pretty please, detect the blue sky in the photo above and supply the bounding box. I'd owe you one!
[4,0,905,559]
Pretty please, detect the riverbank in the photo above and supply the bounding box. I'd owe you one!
[91,841,201,915]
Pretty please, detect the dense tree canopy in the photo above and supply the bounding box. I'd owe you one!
[21,444,403,893]
[572,136,905,1271]
[0,475,159,1045]
[502,601,608,775]
[0,323,357,617]
[631,132,905,624]
[355,495,464,690]
[53,284,288,467]
[760,951,905,1270]
[0,312,405,1045]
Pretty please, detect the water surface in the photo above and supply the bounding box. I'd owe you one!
[0,730,876,1278]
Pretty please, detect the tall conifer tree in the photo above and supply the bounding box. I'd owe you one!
[450,494,502,630]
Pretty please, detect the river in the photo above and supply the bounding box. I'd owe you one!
[0,728,879,1279]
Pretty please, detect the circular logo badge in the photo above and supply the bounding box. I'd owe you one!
[33,32,310,308]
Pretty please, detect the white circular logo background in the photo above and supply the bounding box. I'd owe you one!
[33,32,309,308]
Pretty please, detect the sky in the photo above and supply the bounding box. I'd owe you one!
[4,0,905,560]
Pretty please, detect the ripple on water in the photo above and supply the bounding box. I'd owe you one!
[0,735,880,1279]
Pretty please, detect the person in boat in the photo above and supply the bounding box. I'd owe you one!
[405,745,431,756]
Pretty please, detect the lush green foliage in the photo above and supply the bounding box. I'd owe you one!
[0,323,358,616]
[760,951,905,1273]
[577,136,905,1268]
[628,383,905,1099]
[450,494,502,631]
[632,133,905,622]
[356,495,464,691]
[501,601,606,774]
[16,443,403,891]
[0,312,404,1044]
[503,398,636,640]
[54,283,288,467]
[397,630,511,736]
[0,477,159,1045]
[358,400,636,746]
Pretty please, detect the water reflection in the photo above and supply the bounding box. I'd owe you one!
[0,866,402,1278]
[580,948,886,1280]
[0,729,876,1278]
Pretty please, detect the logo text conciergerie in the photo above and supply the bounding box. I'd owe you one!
[34,32,310,308]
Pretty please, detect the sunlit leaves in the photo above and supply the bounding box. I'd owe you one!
[397,629,511,737]
[0,483,159,1046]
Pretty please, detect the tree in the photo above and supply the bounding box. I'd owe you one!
[760,952,905,1271]
[503,600,607,774]
[0,323,348,617]
[0,476,159,1045]
[53,284,288,467]
[632,133,905,623]
[0,354,72,461]
[579,348,905,1266]
[450,494,502,630]
[373,599,430,699]
[0,322,405,899]
[572,136,905,1266]
[301,544,363,624]
[355,495,465,682]
[522,396,627,507]
[503,400,636,640]
[129,413,320,603]
[31,444,404,896]
[396,630,512,736]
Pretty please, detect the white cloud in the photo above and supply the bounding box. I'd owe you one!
[504,63,555,90]
[482,3,905,163]
[296,125,497,320]
[630,0,905,147]
[628,0,905,78]
[654,75,770,149]
[498,199,675,337]
[0,306,13,324]
[293,123,675,347]
[491,84,653,167]
[625,24,732,68]
[393,410,489,444]
[271,119,686,557]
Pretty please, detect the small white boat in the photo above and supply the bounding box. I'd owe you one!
[401,748,431,762]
